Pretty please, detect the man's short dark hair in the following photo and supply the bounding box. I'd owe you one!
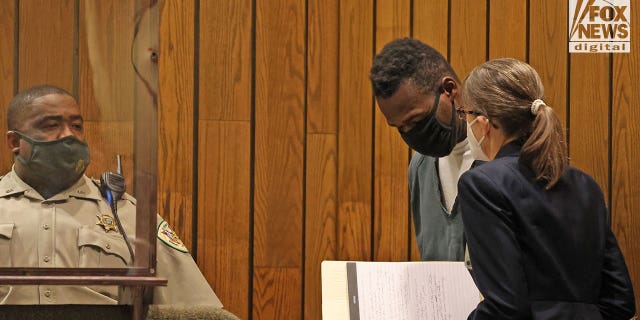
[369,38,458,98]
[7,85,73,130]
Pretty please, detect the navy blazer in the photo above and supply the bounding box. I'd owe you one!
[458,142,635,319]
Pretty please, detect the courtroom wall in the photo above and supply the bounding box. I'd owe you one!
[0,1,637,319]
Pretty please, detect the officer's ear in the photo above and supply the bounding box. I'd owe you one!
[7,131,20,154]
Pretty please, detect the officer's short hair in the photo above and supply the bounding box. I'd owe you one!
[7,85,73,130]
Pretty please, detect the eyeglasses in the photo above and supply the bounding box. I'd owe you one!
[455,107,483,120]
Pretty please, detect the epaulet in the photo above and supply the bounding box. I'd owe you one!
[121,192,136,205]
[157,220,188,253]
[91,178,136,205]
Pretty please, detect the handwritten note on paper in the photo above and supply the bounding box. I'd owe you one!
[354,262,480,320]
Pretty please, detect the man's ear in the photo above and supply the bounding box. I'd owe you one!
[440,76,459,97]
[7,131,20,154]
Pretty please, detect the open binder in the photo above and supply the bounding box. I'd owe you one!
[321,261,481,320]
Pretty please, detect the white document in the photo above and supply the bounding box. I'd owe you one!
[321,261,480,320]
[321,260,352,320]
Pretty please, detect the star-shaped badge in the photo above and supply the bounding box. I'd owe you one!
[96,214,119,233]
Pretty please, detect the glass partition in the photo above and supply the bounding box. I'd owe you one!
[0,0,165,304]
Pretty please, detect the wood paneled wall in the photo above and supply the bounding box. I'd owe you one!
[0,0,638,319]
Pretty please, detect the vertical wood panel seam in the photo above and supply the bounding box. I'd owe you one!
[192,0,201,261]
[370,0,377,262]
[446,0,451,61]
[485,0,490,61]
[13,0,18,95]
[406,147,412,259]
[408,0,414,260]
[525,0,530,63]
[73,0,79,97]
[249,0,256,317]
[335,0,341,264]
[566,1,571,159]
[301,0,309,318]
[409,0,414,37]
[607,53,613,223]
[132,4,139,195]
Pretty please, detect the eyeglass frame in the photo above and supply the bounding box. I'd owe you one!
[455,107,484,120]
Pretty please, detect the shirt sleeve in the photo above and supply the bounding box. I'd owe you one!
[458,170,530,319]
[597,226,636,319]
[153,230,223,306]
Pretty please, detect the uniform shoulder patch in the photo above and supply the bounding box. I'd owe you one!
[157,220,188,253]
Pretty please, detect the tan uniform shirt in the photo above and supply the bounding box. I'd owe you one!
[0,171,222,306]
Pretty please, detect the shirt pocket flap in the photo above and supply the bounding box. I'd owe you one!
[0,223,14,239]
[78,226,131,265]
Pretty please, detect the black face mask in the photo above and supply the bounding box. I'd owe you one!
[399,91,465,157]
[14,131,90,190]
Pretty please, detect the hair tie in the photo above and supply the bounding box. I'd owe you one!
[531,99,546,116]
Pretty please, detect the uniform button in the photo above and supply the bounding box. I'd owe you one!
[44,289,52,297]
[43,256,50,263]
[43,224,50,230]
[5,188,13,193]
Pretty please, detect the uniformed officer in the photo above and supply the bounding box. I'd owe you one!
[0,85,223,306]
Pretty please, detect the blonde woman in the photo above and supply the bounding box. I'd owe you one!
[457,58,635,319]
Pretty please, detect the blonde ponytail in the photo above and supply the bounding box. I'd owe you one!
[521,103,568,189]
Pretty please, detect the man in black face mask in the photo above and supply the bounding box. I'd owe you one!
[370,38,472,261]
[0,85,225,308]
[7,87,90,199]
